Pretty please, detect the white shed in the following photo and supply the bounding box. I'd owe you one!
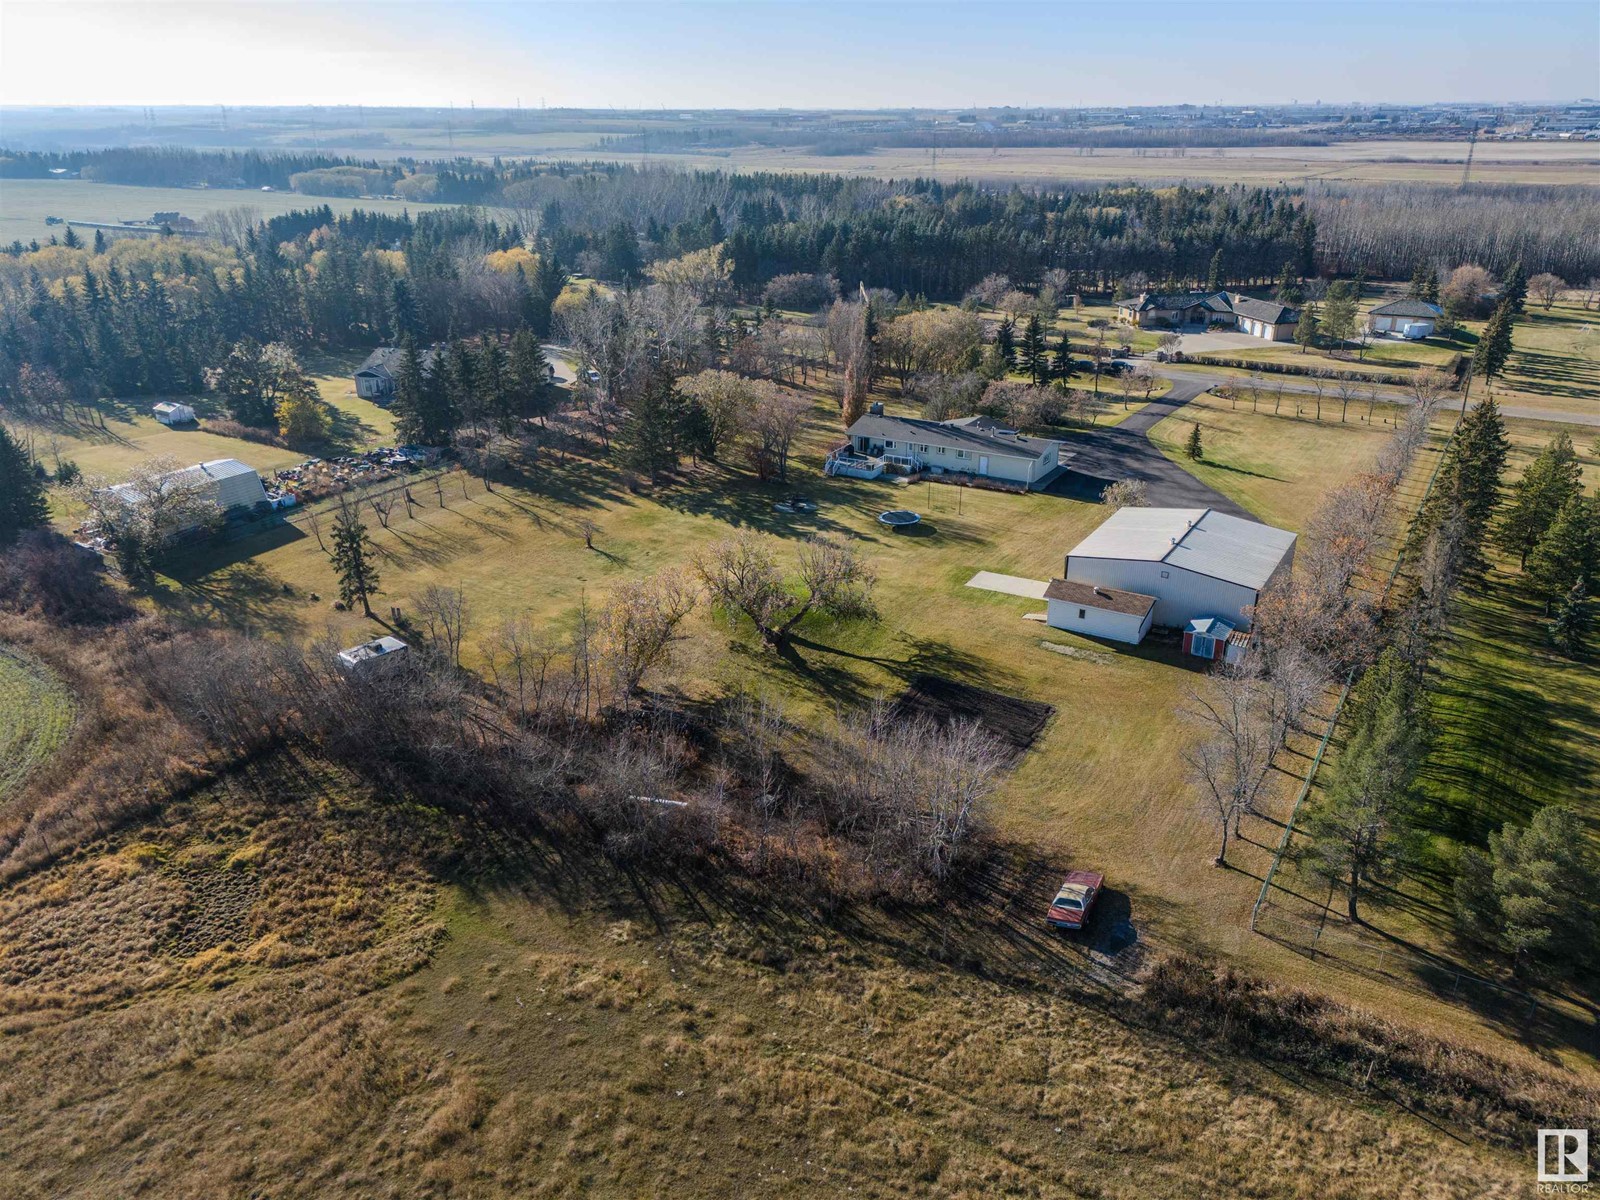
[1043,578,1156,645]
[1064,507,1296,630]
[336,636,409,676]
[152,401,196,426]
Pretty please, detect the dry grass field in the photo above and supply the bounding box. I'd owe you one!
[0,747,1546,1199]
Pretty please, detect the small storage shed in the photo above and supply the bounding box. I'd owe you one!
[152,401,196,426]
[1044,578,1156,645]
[336,636,409,676]
[1183,617,1236,661]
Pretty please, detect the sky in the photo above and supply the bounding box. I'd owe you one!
[1,0,1596,109]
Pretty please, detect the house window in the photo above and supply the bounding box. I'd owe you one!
[1078,608,1086,619]
[936,446,946,455]
[1160,570,1170,579]
[916,443,929,453]
[884,440,894,448]
[956,450,966,459]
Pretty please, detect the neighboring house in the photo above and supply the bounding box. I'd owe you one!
[152,401,196,426]
[1063,507,1296,630]
[832,405,1063,489]
[103,458,269,532]
[336,636,410,676]
[1366,298,1443,339]
[354,345,438,400]
[1043,578,1156,645]
[1115,290,1300,340]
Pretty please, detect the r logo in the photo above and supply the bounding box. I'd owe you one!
[1539,1129,1590,1183]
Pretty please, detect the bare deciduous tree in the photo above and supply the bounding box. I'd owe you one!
[1183,660,1277,866]
[598,568,700,701]
[1100,478,1151,509]
[415,584,470,667]
[696,531,876,647]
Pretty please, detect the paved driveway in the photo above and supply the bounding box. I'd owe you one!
[1045,377,1254,518]
[965,571,1050,599]
[1171,329,1287,355]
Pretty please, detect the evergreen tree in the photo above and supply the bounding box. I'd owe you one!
[1274,261,1302,306]
[1294,302,1320,353]
[1206,248,1224,293]
[92,229,107,254]
[388,277,421,343]
[1319,281,1358,347]
[1454,807,1600,979]
[393,338,458,447]
[1500,260,1527,314]
[1496,431,1583,568]
[1417,396,1508,576]
[1407,261,1432,300]
[995,317,1015,369]
[1294,213,1318,278]
[62,226,82,250]
[1526,493,1598,609]
[1549,577,1590,657]
[1051,333,1074,380]
[328,501,380,618]
[0,423,50,547]
[476,338,513,435]
[1472,300,1516,388]
[1302,650,1425,923]
[508,329,554,425]
[1018,313,1047,384]
[1185,423,1203,460]
[615,360,686,483]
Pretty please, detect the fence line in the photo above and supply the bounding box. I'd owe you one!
[1249,420,1457,931]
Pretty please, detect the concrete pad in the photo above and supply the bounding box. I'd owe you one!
[965,571,1050,600]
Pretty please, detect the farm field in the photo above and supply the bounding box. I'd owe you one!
[0,178,459,248]
[581,139,1600,187]
[0,645,75,801]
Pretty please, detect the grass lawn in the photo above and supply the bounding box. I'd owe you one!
[0,645,75,802]
[149,374,1411,981]
[0,748,1535,1198]
[1145,390,1402,532]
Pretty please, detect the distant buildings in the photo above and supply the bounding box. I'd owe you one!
[1366,298,1443,339]
[152,401,196,426]
[103,458,268,530]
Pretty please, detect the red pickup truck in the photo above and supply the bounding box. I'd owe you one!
[1046,871,1104,931]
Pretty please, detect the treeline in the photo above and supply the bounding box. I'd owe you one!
[0,208,559,405]
[0,147,385,190]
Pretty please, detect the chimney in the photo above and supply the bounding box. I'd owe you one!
[868,401,884,416]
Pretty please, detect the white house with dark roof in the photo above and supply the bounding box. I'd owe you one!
[1063,507,1296,630]
[1366,298,1443,339]
[354,345,439,400]
[833,406,1064,489]
[1115,290,1299,340]
[1043,578,1156,644]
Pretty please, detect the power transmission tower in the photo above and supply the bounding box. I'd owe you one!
[1460,122,1478,190]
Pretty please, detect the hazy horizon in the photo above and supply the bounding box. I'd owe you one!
[2,0,1595,110]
